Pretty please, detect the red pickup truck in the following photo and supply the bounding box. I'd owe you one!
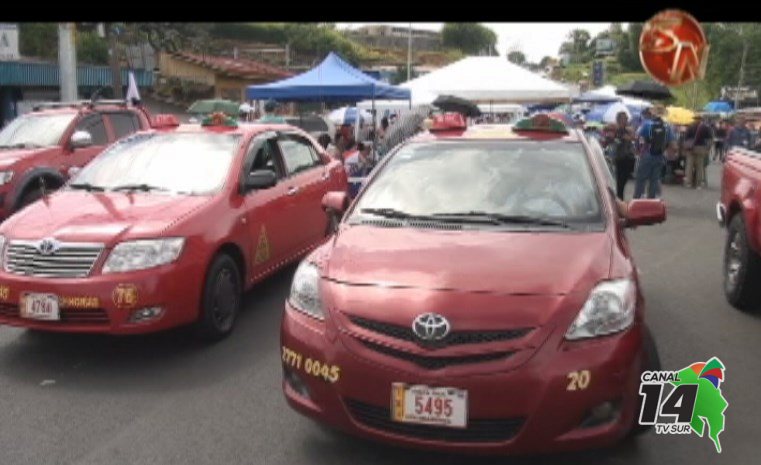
[0,101,152,220]
[718,147,761,310]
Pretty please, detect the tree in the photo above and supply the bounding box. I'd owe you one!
[77,32,108,65]
[442,23,497,55]
[19,23,58,60]
[390,65,417,84]
[507,51,526,65]
[539,56,554,69]
[617,23,644,72]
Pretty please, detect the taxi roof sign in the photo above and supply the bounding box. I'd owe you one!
[201,112,238,128]
[430,113,467,132]
[513,114,569,134]
[151,114,180,129]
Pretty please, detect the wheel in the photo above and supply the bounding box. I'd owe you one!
[17,186,44,211]
[630,326,661,436]
[724,214,761,311]
[194,254,242,341]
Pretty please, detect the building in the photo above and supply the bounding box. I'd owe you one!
[157,52,291,102]
[347,25,442,52]
[0,58,153,124]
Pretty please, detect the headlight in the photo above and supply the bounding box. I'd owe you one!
[288,261,324,320]
[565,278,636,340]
[0,171,13,185]
[102,238,185,273]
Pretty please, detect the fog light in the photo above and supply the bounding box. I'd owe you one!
[579,400,621,428]
[284,366,311,399]
[128,306,164,323]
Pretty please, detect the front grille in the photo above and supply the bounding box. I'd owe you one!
[360,340,513,370]
[4,240,104,278]
[0,302,109,325]
[349,315,532,348]
[345,399,524,443]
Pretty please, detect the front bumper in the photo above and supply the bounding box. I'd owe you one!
[281,304,645,455]
[0,260,205,334]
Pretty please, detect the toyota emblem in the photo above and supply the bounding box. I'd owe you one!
[412,313,451,341]
[37,238,59,256]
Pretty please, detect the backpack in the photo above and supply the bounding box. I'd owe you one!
[647,118,667,155]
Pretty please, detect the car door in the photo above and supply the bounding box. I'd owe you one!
[64,113,110,173]
[276,133,331,250]
[105,111,142,142]
[242,133,294,277]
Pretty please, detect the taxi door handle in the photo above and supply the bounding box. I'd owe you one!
[287,186,300,196]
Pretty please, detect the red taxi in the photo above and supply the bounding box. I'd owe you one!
[281,114,666,454]
[0,114,347,340]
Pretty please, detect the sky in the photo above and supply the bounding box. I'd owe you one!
[337,23,615,63]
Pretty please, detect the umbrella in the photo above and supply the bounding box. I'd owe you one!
[187,99,240,116]
[665,106,696,125]
[547,112,573,126]
[328,107,372,126]
[616,80,674,101]
[703,101,734,113]
[432,95,481,117]
[572,91,621,104]
[602,102,632,124]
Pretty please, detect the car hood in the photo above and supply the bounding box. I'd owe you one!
[0,146,53,167]
[326,225,612,295]
[1,191,213,244]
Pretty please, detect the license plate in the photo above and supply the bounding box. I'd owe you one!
[20,293,60,321]
[391,383,468,428]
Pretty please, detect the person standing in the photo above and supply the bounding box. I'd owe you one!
[605,111,637,200]
[634,104,676,199]
[713,120,727,161]
[683,115,712,189]
[257,99,286,124]
[727,116,752,150]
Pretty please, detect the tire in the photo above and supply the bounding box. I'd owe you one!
[724,214,761,311]
[630,326,661,436]
[194,254,242,342]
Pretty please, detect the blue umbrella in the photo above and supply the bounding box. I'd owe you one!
[585,103,612,123]
[704,101,733,113]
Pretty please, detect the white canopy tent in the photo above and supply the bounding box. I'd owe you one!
[396,56,572,103]
[587,85,652,109]
[356,88,438,112]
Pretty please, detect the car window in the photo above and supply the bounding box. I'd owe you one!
[0,112,76,148]
[279,136,321,176]
[75,114,108,145]
[250,139,282,177]
[352,140,603,226]
[108,112,141,140]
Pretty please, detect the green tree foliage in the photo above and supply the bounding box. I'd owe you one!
[617,23,643,72]
[558,29,593,64]
[391,65,418,84]
[19,23,58,60]
[76,32,108,65]
[507,51,526,65]
[702,23,761,99]
[441,23,497,55]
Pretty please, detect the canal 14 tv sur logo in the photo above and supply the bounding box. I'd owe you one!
[638,357,728,453]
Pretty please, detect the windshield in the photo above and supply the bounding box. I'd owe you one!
[351,140,603,226]
[0,113,76,148]
[70,132,241,195]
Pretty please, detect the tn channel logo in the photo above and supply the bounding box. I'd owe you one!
[638,357,727,453]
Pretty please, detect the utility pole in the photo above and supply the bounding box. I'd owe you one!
[407,23,412,81]
[735,24,749,111]
[57,23,78,102]
[107,23,123,99]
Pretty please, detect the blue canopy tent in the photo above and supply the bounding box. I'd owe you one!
[246,52,410,103]
[703,101,734,113]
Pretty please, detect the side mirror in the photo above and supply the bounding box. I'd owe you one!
[322,191,349,214]
[70,130,93,150]
[625,199,666,227]
[244,170,278,192]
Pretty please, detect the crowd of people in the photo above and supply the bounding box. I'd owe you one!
[593,105,761,200]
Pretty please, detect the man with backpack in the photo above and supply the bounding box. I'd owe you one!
[604,111,637,200]
[634,104,676,199]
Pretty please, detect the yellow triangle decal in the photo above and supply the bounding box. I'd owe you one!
[254,225,271,265]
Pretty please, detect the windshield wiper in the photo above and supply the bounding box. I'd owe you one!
[0,142,43,149]
[69,183,105,192]
[432,211,573,228]
[360,208,499,225]
[111,184,169,193]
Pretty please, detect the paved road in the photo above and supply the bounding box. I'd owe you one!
[0,164,755,465]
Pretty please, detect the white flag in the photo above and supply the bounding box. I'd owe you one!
[126,71,141,104]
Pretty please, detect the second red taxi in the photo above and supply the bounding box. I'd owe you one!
[0,114,347,340]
